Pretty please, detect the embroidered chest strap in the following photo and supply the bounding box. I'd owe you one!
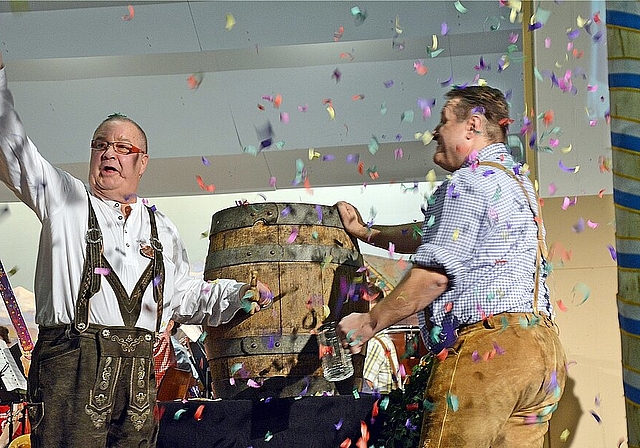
[75,197,165,333]
[75,196,105,333]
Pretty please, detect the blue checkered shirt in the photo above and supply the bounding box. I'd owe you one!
[413,144,553,348]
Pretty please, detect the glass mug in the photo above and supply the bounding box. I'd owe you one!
[316,321,354,382]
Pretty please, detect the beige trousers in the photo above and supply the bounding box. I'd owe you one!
[421,313,566,448]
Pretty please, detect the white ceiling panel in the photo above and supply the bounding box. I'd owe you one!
[0,1,526,201]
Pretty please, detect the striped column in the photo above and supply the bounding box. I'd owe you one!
[607,3,640,446]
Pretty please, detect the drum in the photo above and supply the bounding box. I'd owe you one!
[203,202,369,399]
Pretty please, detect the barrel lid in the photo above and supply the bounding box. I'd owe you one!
[209,202,345,235]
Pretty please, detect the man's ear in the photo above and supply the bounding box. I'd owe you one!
[138,153,149,178]
[468,115,483,136]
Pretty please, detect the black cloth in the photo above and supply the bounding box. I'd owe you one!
[157,395,380,448]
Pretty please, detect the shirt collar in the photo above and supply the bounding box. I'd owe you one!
[460,143,511,168]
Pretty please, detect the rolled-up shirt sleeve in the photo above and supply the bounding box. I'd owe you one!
[412,176,488,290]
[171,276,247,327]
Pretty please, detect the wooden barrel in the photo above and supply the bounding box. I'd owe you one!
[203,202,369,399]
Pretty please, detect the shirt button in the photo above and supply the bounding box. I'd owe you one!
[115,203,120,208]
[118,216,123,220]
[126,243,130,247]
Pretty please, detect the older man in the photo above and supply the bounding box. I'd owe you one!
[337,86,566,447]
[0,52,270,447]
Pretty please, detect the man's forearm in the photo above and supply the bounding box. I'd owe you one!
[369,266,448,333]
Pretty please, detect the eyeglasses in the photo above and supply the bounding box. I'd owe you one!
[90,140,145,155]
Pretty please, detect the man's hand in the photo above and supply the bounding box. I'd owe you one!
[240,272,274,315]
[335,201,369,241]
[337,312,376,354]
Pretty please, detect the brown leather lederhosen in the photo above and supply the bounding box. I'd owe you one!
[76,196,165,431]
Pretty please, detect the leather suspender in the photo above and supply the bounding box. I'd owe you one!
[75,195,165,333]
[478,161,546,315]
[371,335,401,389]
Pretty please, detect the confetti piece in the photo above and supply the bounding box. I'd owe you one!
[590,410,602,424]
[414,60,428,76]
[394,14,403,34]
[394,148,403,160]
[332,68,342,83]
[572,217,585,233]
[193,404,205,421]
[401,110,415,123]
[447,393,459,411]
[122,4,134,21]
[368,136,379,155]
[196,175,215,193]
[272,94,283,109]
[243,145,258,156]
[269,176,277,188]
[304,177,313,195]
[388,242,395,258]
[173,409,187,420]
[598,155,611,172]
[201,156,210,166]
[561,196,577,210]
[493,342,506,355]
[441,22,449,36]
[326,105,336,120]
[225,13,236,30]
[587,220,598,229]
[230,362,243,376]
[607,245,617,261]
[187,73,203,90]
[264,431,273,442]
[334,419,344,430]
[572,283,591,306]
[309,148,321,160]
[556,299,568,312]
[334,26,344,42]
[415,130,434,145]
[293,158,305,185]
[286,227,299,244]
[560,429,570,442]
[247,379,261,388]
[454,1,468,14]
[94,267,111,276]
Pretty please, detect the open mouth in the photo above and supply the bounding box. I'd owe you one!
[101,165,119,175]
